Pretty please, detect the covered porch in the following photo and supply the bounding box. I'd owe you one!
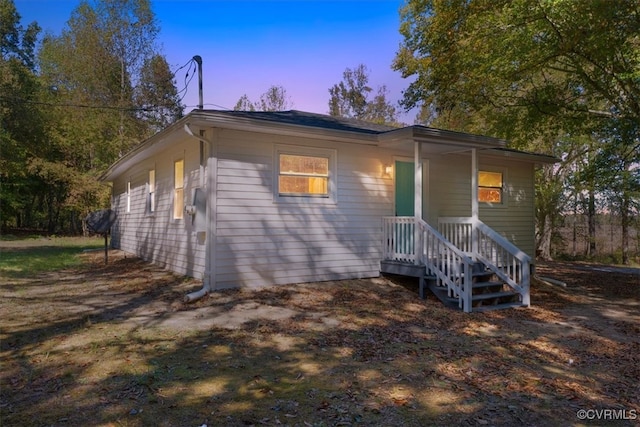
[378,128,532,313]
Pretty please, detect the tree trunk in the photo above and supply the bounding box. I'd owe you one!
[587,188,596,257]
[621,195,630,265]
[537,214,554,260]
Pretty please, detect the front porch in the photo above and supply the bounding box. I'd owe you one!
[381,216,531,312]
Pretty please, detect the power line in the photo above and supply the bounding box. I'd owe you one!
[1,56,225,113]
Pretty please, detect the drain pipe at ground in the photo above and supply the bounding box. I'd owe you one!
[184,124,214,303]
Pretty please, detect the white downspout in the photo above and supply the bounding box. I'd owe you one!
[184,126,215,303]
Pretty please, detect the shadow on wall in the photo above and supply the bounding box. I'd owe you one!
[212,146,395,290]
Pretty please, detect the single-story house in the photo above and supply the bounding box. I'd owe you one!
[100,110,557,312]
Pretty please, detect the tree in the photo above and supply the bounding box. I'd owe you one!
[394,0,640,141]
[135,54,184,135]
[233,94,255,111]
[257,85,292,111]
[594,121,640,264]
[2,0,178,233]
[233,85,292,111]
[39,0,161,164]
[328,64,399,126]
[394,0,640,260]
[0,0,45,230]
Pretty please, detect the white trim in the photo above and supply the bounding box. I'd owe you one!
[148,168,156,214]
[126,181,131,213]
[173,158,185,220]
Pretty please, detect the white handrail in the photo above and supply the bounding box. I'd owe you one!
[438,217,530,306]
[383,216,474,312]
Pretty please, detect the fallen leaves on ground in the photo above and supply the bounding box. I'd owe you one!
[1,252,638,426]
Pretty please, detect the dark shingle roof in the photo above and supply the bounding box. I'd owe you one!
[198,109,399,134]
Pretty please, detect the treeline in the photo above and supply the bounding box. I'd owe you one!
[1,0,184,234]
[555,214,639,263]
[2,0,639,264]
[1,0,402,236]
[393,0,640,264]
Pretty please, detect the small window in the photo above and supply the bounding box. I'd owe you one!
[148,169,155,213]
[478,171,503,203]
[126,181,131,213]
[174,159,184,219]
[278,154,329,197]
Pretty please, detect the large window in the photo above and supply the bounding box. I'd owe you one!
[478,170,503,203]
[279,153,329,197]
[174,159,184,219]
[275,145,336,203]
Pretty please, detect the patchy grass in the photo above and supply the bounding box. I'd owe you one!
[1,239,639,426]
[0,236,103,277]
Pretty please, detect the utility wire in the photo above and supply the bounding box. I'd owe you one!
[1,56,228,113]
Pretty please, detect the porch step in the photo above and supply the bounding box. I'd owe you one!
[427,284,460,309]
[472,281,505,290]
[472,291,518,301]
[381,258,527,313]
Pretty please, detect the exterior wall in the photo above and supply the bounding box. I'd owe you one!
[110,138,206,278]
[108,123,537,288]
[426,152,536,257]
[478,159,536,258]
[427,153,472,220]
[212,128,394,289]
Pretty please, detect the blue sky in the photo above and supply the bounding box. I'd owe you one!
[15,0,415,122]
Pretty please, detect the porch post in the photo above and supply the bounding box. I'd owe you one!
[414,140,423,264]
[471,148,479,256]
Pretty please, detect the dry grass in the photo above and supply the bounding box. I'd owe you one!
[1,244,639,426]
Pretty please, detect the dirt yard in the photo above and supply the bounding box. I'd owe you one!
[1,249,638,426]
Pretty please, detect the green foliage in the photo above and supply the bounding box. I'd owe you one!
[233,93,256,111]
[233,85,292,111]
[328,64,400,126]
[395,0,640,130]
[394,0,640,261]
[2,0,181,233]
[135,54,185,135]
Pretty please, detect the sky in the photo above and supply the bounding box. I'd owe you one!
[15,0,417,122]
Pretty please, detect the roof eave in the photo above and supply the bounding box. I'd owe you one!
[99,115,192,182]
[378,125,508,149]
[187,110,381,145]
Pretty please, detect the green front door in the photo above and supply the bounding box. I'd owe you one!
[395,161,415,216]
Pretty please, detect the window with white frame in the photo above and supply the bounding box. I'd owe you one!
[126,181,131,213]
[174,159,184,219]
[478,170,503,203]
[275,146,336,201]
[148,169,155,213]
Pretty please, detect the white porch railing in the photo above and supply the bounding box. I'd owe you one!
[383,216,474,312]
[438,217,531,306]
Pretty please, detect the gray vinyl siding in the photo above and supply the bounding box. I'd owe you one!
[479,160,536,257]
[110,139,206,278]
[425,153,536,258]
[212,129,394,289]
[108,122,537,289]
[427,153,473,220]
